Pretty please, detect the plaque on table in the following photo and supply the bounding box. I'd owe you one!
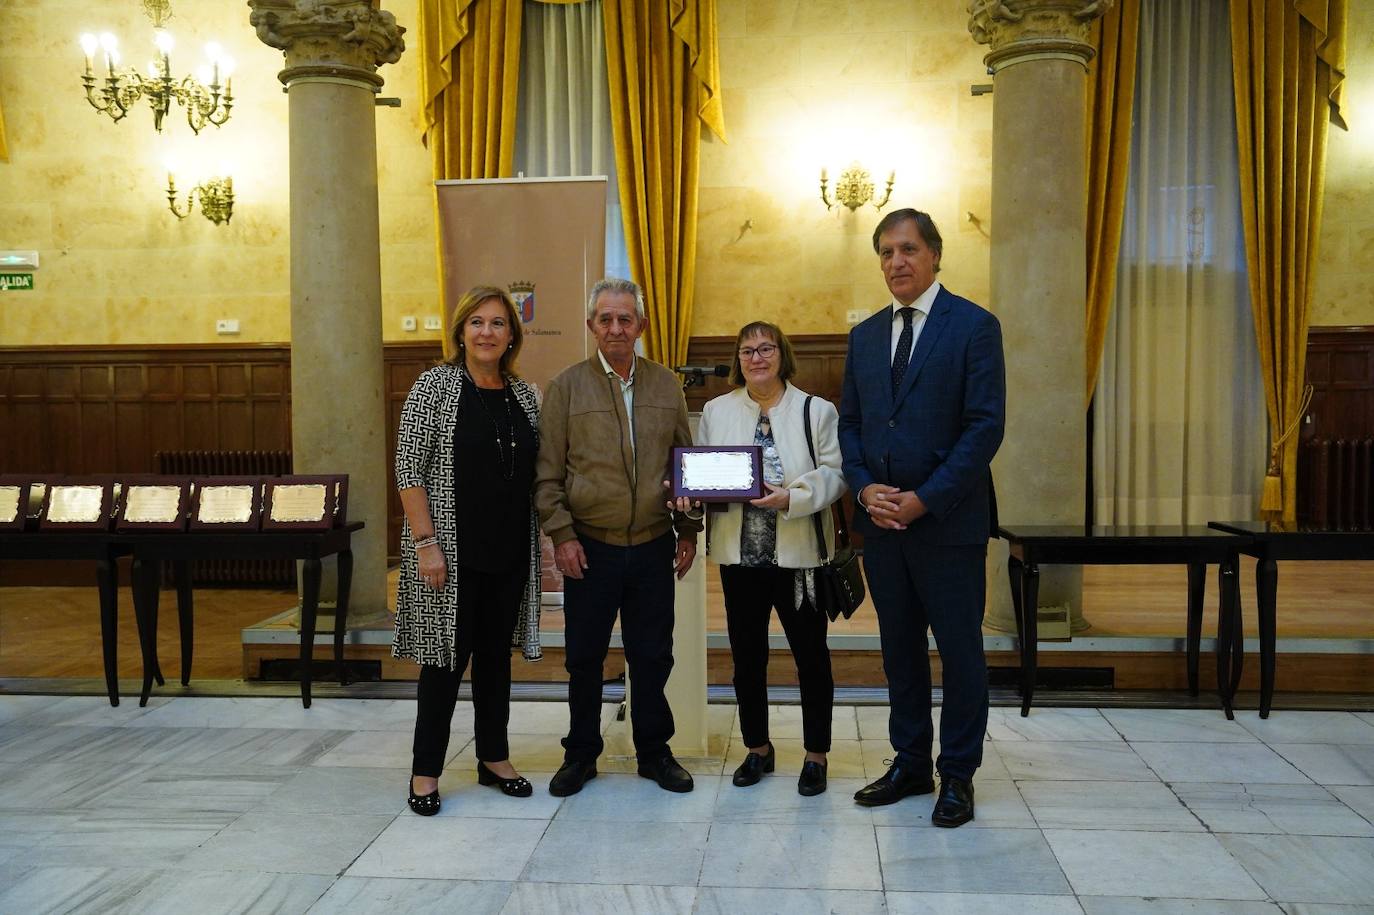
[39,480,114,530]
[0,477,28,531]
[671,446,764,503]
[189,477,262,531]
[262,475,346,531]
[115,477,190,531]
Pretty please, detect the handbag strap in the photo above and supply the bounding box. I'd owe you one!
[802,395,850,561]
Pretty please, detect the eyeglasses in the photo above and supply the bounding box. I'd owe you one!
[738,343,779,360]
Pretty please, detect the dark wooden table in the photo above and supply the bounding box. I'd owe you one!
[125,522,363,708]
[998,525,1251,718]
[1209,520,1374,718]
[0,531,134,706]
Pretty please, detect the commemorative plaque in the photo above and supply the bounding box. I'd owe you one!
[40,480,114,530]
[671,446,765,503]
[0,477,27,531]
[116,477,190,531]
[190,477,262,531]
[262,475,347,530]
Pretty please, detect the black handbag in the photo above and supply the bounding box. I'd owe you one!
[802,395,866,621]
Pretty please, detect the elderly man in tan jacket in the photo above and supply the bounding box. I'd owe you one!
[535,277,704,797]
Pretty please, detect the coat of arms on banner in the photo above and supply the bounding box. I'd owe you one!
[509,281,536,323]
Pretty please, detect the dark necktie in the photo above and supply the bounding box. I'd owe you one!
[891,306,915,393]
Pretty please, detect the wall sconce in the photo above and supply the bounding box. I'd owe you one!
[79,29,234,133]
[820,163,895,212]
[167,172,234,225]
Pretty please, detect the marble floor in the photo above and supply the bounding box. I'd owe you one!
[1,695,1373,914]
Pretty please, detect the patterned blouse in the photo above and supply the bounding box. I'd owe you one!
[392,363,543,667]
[739,413,788,567]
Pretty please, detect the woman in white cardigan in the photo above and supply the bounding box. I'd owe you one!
[692,321,847,796]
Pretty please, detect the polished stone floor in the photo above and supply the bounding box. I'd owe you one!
[1,695,1372,914]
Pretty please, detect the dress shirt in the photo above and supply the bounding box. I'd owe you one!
[597,348,636,457]
[889,280,942,364]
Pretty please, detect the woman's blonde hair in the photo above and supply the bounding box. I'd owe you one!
[445,285,524,376]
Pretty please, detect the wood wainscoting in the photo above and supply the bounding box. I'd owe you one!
[0,342,444,583]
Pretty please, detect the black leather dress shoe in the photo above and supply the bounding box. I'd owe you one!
[638,755,694,793]
[477,761,533,798]
[931,777,975,827]
[853,763,936,807]
[797,760,828,797]
[732,743,775,787]
[549,759,597,797]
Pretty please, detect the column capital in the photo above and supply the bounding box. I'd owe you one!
[248,0,406,91]
[967,0,1113,73]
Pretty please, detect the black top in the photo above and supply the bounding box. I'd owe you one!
[453,382,536,572]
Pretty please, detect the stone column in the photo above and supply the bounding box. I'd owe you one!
[969,0,1111,633]
[249,1,405,619]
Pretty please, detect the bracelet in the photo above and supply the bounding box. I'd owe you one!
[412,536,439,550]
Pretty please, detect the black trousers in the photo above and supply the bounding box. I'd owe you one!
[411,564,525,777]
[863,536,988,782]
[720,564,834,754]
[561,533,676,763]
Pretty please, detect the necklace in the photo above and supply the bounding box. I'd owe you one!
[465,371,516,481]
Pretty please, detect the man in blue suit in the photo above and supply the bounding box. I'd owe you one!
[840,209,1005,827]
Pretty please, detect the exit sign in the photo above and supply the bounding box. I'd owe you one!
[0,273,34,291]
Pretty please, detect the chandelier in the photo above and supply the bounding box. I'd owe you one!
[79,28,234,134]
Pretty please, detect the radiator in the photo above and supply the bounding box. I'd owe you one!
[1298,438,1374,531]
[155,450,295,587]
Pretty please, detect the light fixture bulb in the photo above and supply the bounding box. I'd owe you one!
[80,33,98,56]
[196,65,213,85]
[147,60,160,78]
[154,30,174,54]
[219,56,236,78]
[99,32,117,52]
[204,42,222,62]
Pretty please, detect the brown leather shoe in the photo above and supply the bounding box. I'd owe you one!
[931,777,975,827]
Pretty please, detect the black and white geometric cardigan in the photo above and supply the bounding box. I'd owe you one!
[392,362,543,666]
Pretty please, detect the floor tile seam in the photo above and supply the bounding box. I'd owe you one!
[512,803,565,883]
[1158,779,1213,833]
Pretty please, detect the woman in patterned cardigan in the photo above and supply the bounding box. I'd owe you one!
[393,285,542,816]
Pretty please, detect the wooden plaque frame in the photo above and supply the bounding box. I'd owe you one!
[39,479,115,531]
[262,475,346,531]
[115,476,191,531]
[0,476,29,531]
[189,477,262,531]
[670,445,765,503]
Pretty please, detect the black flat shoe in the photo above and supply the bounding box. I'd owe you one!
[638,755,694,793]
[931,777,975,827]
[798,760,828,797]
[853,762,935,807]
[732,743,775,787]
[407,779,441,816]
[549,759,597,797]
[477,761,533,798]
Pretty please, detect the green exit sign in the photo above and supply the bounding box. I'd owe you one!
[0,273,34,290]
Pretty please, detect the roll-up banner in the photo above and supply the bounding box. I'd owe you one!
[435,177,607,392]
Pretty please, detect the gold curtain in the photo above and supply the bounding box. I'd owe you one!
[1084,0,1140,408]
[1230,0,1346,522]
[0,97,8,162]
[603,0,725,367]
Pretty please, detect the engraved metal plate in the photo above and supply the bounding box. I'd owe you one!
[269,484,328,523]
[0,486,20,524]
[197,485,255,524]
[124,485,183,524]
[48,485,105,523]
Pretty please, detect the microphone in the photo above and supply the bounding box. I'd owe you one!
[674,364,730,378]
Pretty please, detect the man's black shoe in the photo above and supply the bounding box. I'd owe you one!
[549,759,597,797]
[732,743,775,787]
[637,755,694,793]
[853,763,935,807]
[931,777,975,827]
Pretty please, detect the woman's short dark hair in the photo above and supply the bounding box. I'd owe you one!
[728,321,798,388]
[871,208,943,272]
[446,285,524,376]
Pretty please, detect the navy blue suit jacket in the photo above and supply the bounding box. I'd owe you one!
[839,286,1006,546]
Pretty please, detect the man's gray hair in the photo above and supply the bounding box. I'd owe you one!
[586,277,647,320]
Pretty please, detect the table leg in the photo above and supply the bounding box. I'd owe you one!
[1215,557,1243,720]
[335,549,353,687]
[95,558,120,707]
[299,557,322,709]
[1020,561,1040,717]
[174,560,194,687]
[1256,557,1277,718]
[1186,562,1204,697]
[131,558,163,707]
[1008,555,1025,647]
